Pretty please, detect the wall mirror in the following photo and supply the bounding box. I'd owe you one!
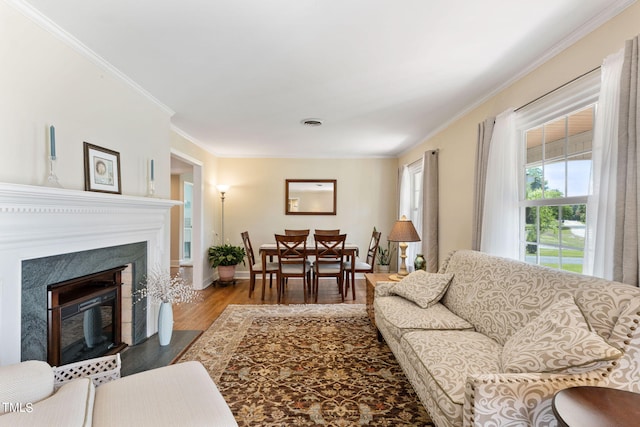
[286,179,336,215]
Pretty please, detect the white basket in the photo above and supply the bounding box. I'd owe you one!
[53,353,121,390]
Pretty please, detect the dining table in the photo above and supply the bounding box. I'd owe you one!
[259,242,359,301]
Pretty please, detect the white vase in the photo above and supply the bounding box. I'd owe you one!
[158,302,173,346]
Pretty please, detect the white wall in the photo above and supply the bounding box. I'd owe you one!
[398,2,640,265]
[0,2,175,355]
[0,2,171,196]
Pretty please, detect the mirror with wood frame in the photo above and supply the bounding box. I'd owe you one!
[285,179,336,215]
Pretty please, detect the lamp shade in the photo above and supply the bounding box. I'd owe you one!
[388,215,421,242]
[216,184,230,193]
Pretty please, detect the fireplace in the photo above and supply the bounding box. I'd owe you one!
[47,266,128,365]
[0,182,180,366]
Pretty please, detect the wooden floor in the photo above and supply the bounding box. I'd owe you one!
[173,276,367,331]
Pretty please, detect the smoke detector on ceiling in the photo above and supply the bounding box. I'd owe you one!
[300,118,323,127]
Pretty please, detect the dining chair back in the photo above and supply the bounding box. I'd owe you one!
[241,231,277,299]
[314,229,340,236]
[343,229,382,299]
[284,229,310,237]
[312,233,347,302]
[275,234,310,303]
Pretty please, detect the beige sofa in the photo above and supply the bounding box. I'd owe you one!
[374,249,640,427]
[0,359,237,426]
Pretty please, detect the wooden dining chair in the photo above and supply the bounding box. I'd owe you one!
[275,234,311,303]
[343,229,382,300]
[314,229,340,235]
[284,229,310,237]
[312,233,347,303]
[241,231,278,299]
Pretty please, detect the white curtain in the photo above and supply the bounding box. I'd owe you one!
[398,165,419,269]
[480,109,519,259]
[583,49,624,279]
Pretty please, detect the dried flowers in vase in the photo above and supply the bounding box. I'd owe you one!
[133,269,202,305]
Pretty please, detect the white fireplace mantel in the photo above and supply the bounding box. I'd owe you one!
[0,182,181,365]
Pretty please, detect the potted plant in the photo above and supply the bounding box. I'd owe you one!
[377,240,395,273]
[208,244,246,283]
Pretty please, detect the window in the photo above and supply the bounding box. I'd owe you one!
[408,161,423,226]
[521,106,595,273]
[399,160,423,271]
[516,70,600,273]
[183,181,193,261]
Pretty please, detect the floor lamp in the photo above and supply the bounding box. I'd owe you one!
[387,215,421,281]
[216,184,229,244]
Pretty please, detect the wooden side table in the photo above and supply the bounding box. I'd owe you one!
[552,386,640,427]
[364,273,392,329]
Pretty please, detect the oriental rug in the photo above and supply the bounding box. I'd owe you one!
[179,304,432,426]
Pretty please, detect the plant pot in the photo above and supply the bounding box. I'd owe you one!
[377,265,390,273]
[218,265,237,282]
[158,302,173,346]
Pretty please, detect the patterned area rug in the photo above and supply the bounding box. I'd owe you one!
[179,304,432,426]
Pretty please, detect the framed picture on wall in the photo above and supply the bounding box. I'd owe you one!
[83,142,122,194]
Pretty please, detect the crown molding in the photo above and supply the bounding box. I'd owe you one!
[6,0,175,117]
[401,0,637,159]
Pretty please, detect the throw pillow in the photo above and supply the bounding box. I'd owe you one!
[501,297,623,373]
[389,270,454,309]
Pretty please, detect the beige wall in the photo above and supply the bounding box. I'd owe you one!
[399,2,640,265]
[217,157,398,275]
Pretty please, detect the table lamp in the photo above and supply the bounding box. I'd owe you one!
[387,215,421,281]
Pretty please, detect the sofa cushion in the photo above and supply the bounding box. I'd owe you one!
[375,296,474,343]
[0,360,54,414]
[501,297,623,373]
[93,361,237,427]
[0,378,94,427]
[389,270,453,308]
[401,330,502,424]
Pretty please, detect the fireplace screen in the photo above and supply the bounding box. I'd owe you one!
[48,266,127,366]
[59,289,117,365]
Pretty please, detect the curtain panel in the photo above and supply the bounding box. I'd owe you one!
[479,109,519,259]
[472,118,495,251]
[583,49,624,279]
[614,35,640,286]
[422,150,439,272]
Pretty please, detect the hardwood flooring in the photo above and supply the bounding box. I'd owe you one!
[173,276,367,331]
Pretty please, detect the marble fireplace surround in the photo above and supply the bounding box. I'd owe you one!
[0,182,180,365]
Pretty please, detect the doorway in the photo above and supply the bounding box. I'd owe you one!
[170,151,205,289]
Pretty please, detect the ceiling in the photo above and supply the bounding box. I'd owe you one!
[16,0,634,158]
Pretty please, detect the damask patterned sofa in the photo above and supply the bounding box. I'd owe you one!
[374,249,640,427]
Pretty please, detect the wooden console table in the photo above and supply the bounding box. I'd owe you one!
[552,386,640,426]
